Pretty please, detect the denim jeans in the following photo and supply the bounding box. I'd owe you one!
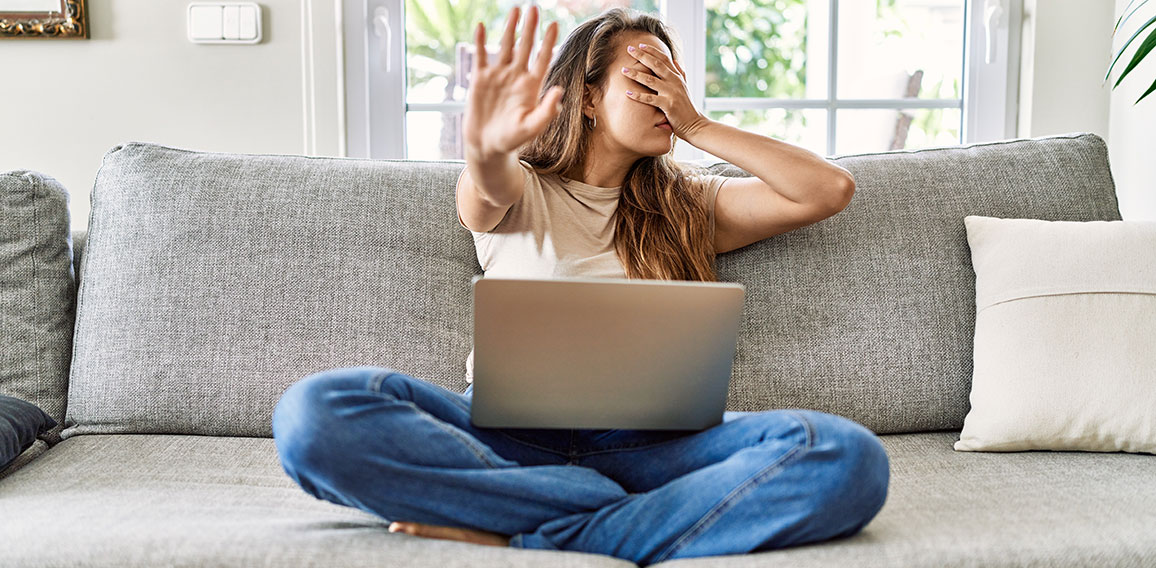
[271,365,890,567]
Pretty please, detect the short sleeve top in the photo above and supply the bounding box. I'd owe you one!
[457,159,727,383]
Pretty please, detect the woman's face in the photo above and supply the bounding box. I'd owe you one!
[588,31,676,158]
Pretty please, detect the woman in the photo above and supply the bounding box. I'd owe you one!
[272,5,889,566]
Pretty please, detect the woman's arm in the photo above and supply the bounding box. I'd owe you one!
[681,119,854,210]
[459,4,563,231]
[620,42,854,252]
[683,120,856,252]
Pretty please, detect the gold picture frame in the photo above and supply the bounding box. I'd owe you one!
[0,0,88,38]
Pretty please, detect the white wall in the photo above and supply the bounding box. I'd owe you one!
[1019,0,1154,221]
[0,0,346,231]
[1017,0,1113,139]
[4,1,1151,228]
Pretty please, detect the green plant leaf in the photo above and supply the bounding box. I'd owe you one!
[407,1,437,43]
[1136,76,1156,104]
[1115,0,1151,34]
[1114,25,1156,88]
[1105,13,1156,82]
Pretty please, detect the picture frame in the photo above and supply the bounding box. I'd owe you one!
[0,0,88,38]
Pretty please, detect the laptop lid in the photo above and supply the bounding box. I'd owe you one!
[469,276,745,430]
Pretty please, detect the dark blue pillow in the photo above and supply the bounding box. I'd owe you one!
[0,395,58,474]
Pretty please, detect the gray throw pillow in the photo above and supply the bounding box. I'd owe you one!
[0,170,76,446]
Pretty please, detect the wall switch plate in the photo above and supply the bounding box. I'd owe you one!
[188,2,261,44]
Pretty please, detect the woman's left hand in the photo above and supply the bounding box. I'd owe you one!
[622,42,709,141]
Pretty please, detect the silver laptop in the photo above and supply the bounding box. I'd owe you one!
[469,275,745,431]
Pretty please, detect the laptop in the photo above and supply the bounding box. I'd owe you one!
[468,275,746,431]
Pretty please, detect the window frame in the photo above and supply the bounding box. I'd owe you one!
[346,0,1019,160]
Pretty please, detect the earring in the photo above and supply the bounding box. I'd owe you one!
[592,115,597,129]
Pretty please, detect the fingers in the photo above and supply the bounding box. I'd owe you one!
[514,4,539,71]
[622,67,658,92]
[525,85,564,136]
[627,43,673,80]
[474,22,486,71]
[497,5,520,66]
[533,21,559,79]
[625,89,660,109]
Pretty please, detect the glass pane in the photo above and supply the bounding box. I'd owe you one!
[834,107,961,155]
[705,108,827,158]
[405,110,461,160]
[405,0,659,106]
[836,0,964,100]
[705,0,827,99]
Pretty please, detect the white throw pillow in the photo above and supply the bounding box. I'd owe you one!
[955,215,1156,454]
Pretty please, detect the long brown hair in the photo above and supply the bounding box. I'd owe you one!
[518,7,717,282]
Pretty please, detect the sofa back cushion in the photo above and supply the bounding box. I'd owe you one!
[712,133,1119,433]
[0,171,77,445]
[63,143,482,439]
[62,133,1120,439]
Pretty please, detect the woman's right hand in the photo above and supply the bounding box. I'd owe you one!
[463,5,564,159]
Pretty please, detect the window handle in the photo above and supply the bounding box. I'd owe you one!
[373,5,392,72]
[984,0,1006,64]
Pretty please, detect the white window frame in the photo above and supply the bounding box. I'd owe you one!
[963,0,1021,144]
[345,0,1018,160]
[344,0,406,160]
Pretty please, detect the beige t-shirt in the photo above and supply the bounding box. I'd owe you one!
[457,159,727,383]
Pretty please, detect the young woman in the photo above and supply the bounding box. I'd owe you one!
[272,5,889,565]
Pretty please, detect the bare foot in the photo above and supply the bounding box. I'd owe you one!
[389,521,511,547]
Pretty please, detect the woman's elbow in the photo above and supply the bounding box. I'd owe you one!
[827,173,855,211]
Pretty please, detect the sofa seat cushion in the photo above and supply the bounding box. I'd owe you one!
[0,433,634,568]
[1,432,1153,567]
[0,439,49,483]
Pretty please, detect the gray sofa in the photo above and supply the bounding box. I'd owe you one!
[2,132,1153,567]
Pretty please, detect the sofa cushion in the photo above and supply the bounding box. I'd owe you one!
[0,170,76,446]
[706,132,1121,433]
[0,439,50,484]
[63,134,1120,440]
[64,142,484,439]
[0,434,635,568]
[1,432,1152,567]
[956,215,1156,454]
[0,395,58,476]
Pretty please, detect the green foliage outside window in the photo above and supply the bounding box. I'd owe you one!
[406,0,658,102]
[405,0,959,156]
[704,0,810,137]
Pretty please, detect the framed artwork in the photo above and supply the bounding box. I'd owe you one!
[0,0,88,38]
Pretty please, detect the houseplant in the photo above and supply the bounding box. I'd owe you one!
[1107,0,1156,103]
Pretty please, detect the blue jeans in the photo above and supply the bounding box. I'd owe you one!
[271,365,890,566]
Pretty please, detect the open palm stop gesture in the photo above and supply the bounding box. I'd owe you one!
[463,5,564,160]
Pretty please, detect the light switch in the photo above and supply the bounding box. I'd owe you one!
[189,5,223,40]
[222,5,240,40]
[188,2,262,44]
[239,6,257,40]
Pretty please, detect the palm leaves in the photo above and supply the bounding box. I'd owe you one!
[1106,0,1156,104]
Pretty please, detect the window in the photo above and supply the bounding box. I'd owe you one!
[700,0,965,158]
[345,0,1018,160]
[405,0,658,160]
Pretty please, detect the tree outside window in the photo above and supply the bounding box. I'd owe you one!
[404,0,963,160]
